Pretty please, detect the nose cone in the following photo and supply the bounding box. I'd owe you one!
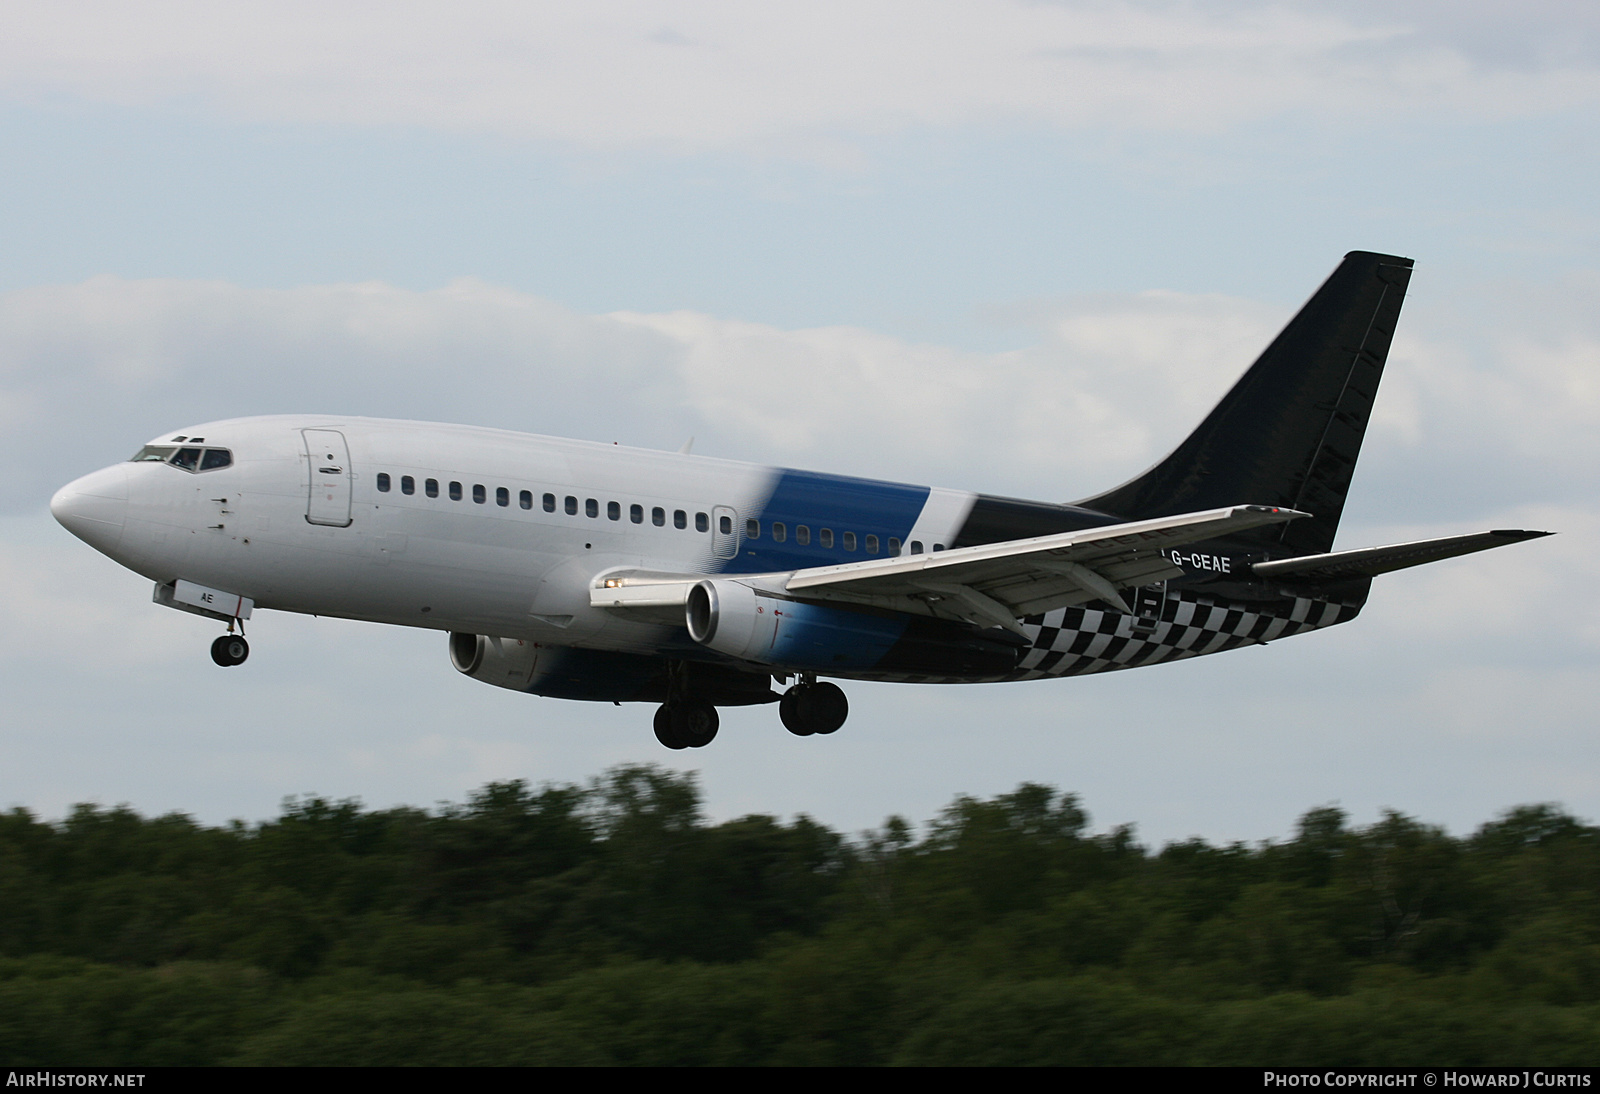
[51,465,129,555]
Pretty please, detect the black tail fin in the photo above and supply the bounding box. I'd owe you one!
[1076,251,1413,556]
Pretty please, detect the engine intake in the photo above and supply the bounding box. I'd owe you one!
[448,632,540,691]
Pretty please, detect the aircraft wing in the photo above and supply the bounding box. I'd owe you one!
[781,505,1304,636]
[1250,529,1553,582]
[592,505,1304,635]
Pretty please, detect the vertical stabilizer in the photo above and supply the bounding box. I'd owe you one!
[1076,251,1413,556]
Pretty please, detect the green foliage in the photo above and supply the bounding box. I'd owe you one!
[1,769,1598,1064]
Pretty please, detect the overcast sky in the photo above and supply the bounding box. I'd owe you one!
[3,1,1596,845]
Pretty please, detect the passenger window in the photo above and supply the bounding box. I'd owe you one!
[171,447,202,471]
[652,506,665,527]
[910,540,923,554]
[796,525,810,546]
[426,478,439,498]
[771,522,786,543]
[450,481,463,501]
[745,519,759,539]
[719,515,732,535]
[607,501,620,521]
[199,449,232,472]
[472,484,486,504]
[586,499,599,518]
[401,475,415,495]
[842,531,856,551]
[674,510,687,530]
[820,529,834,549]
[565,496,578,515]
[520,490,533,510]
[866,534,879,554]
[888,537,900,554]
[695,512,709,533]
[631,504,644,524]
[377,473,391,492]
[497,487,509,507]
[543,493,556,512]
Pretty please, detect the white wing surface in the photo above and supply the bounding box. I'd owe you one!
[593,504,1304,636]
[782,505,1303,635]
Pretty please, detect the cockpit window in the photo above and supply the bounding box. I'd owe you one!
[128,445,234,473]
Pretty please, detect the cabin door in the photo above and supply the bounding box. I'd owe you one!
[303,429,353,527]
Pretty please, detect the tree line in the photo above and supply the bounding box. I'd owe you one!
[0,765,1597,1064]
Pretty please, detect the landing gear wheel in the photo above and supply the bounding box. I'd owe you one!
[808,682,848,734]
[210,635,249,667]
[653,704,689,750]
[654,700,719,749]
[780,682,848,736]
[671,699,719,748]
[780,687,814,736]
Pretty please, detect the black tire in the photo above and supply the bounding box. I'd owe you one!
[672,699,719,748]
[806,682,848,734]
[653,704,688,749]
[780,686,814,736]
[211,635,249,667]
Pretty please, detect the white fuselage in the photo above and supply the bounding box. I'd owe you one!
[53,415,972,651]
[53,415,1363,699]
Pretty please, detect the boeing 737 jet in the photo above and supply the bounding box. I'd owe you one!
[51,252,1548,749]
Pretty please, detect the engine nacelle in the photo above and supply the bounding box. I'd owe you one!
[448,632,540,691]
[685,579,906,671]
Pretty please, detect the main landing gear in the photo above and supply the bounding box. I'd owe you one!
[210,619,249,667]
[652,660,719,749]
[779,679,848,737]
[648,664,849,749]
[653,699,720,750]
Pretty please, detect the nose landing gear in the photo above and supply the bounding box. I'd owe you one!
[210,617,249,667]
[210,633,250,667]
[779,679,848,737]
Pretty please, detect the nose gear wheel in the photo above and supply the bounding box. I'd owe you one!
[210,635,250,667]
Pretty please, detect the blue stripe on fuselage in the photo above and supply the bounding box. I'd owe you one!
[722,468,931,575]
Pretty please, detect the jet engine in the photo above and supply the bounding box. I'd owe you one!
[448,632,540,691]
[685,579,1032,676]
[685,579,907,671]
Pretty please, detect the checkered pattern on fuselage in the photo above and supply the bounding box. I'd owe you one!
[1010,587,1361,681]
[842,586,1363,684]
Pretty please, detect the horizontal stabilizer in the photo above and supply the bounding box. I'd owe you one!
[1251,529,1552,582]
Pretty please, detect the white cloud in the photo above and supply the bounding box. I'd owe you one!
[3,2,1596,152]
[10,271,1598,515]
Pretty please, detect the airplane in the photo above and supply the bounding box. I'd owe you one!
[50,251,1550,749]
